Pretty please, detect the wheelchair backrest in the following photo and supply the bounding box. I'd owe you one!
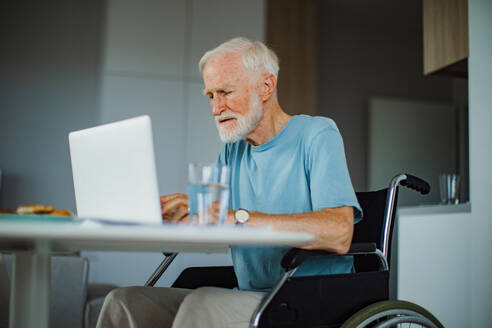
[354,188,399,269]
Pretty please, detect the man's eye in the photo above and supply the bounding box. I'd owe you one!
[218,90,231,96]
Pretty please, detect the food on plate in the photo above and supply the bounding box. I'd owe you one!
[17,204,55,215]
[50,209,73,217]
[14,204,73,217]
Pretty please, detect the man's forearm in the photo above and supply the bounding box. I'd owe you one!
[244,206,354,253]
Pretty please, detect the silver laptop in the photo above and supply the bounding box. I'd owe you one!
[68,116,162,224]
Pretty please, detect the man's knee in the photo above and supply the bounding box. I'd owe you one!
[173,287,223,327]
[173,287,262,328]
[104,286,144,307]
[179,287,218,310]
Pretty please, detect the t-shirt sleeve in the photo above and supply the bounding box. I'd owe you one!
[307,127,362,223]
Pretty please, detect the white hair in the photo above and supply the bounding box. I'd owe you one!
[199,37,279,78]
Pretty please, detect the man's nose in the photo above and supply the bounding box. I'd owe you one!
[211,96,226,116]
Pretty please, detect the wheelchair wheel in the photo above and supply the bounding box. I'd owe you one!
[340,300,444,328]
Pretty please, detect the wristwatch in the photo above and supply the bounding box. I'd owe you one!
[234,209,250,224]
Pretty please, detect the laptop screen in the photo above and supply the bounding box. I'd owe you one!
[68,116,162,223]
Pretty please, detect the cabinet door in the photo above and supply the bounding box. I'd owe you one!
[423,0,468,75]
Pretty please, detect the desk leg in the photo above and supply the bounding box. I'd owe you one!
[9,251,51,328]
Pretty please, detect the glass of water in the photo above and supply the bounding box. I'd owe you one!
[188,163,229,225]
[439,173,460,204]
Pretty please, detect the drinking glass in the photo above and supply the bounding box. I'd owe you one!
[439,173,460,204]
[188,163,229,224]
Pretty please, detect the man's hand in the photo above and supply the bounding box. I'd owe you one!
[160,193,190,222]
[208,203,236,225]
[225,209,236,225]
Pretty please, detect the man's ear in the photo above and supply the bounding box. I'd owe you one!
[259,73,277,102]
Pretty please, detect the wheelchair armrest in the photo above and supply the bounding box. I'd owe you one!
[281,243,378,271]
[347,243,377,253]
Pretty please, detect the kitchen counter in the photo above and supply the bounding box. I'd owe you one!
[398,202,471,216]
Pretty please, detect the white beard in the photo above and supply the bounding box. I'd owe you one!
[215,93,263,143]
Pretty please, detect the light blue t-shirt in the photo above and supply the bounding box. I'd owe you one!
[218,115,362,291]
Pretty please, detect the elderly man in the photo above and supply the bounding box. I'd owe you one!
[97,37,361,328]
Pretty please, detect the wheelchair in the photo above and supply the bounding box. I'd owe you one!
[146,174,444,328]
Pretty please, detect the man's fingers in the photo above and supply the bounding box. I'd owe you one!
[162,205,188,222]
[172,206,189,222]
[161,194,189,222]
[205,201,222,223]
[161,196,229,225]
[209,202,220,218]
[161,197,189,215]
[210,201,220,211]
[160,193,187,203]
[179,215,192,224]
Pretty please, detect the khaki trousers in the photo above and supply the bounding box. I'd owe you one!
[96,286,264,328]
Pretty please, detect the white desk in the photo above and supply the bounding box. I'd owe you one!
[0,215,313,328]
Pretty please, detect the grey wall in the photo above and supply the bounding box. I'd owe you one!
[0,1,103,210]
[0,0,264,287]
[87,0,264,287]
[317,0,455,191]
[368,97,457,205]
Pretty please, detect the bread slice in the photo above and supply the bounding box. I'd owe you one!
[17,204,55,215]
[50,209,73,217]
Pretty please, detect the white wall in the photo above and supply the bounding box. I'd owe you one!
[85,0,265,286]
[469,0,492,325]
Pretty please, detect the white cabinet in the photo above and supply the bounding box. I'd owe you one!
[397,207,471,328]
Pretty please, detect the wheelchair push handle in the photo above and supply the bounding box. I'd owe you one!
[400,174,430,195]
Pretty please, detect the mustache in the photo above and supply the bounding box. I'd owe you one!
[215,112,240,123]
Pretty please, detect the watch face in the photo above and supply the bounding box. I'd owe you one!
[235,209,249,223]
